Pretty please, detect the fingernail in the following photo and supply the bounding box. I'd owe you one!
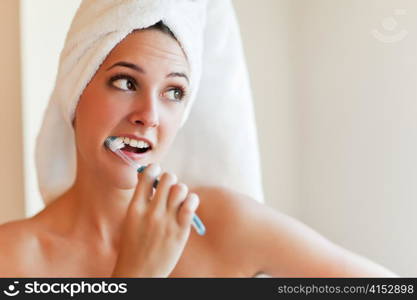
[148,163,161,177]
[189,195,199,211]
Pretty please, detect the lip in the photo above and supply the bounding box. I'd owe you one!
[119,148,151,161]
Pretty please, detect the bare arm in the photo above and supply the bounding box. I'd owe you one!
[201,187,397,277]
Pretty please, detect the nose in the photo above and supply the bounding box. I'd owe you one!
[128,94,159,128]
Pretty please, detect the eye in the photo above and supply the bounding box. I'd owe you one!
[163,87,186,102]
[109,74,137,91]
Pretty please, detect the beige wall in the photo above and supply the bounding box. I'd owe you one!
[0,0,25,223]
[236,0,417,276]
[291,0,417,276]
[20,0,81,217]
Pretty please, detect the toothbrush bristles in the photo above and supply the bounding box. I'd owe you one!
[105,136,124,151]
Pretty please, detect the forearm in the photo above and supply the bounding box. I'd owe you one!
[331,246,398,277]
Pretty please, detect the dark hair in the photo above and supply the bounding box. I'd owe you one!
[144,21,177,41]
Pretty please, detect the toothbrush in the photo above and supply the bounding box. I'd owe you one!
[104,136,206,236]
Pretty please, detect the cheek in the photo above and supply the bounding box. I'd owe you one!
[79,93,113,122]
[74,106,101,156]
[77,86,125,130]
[158,112,183,148]
[74,95,121,153]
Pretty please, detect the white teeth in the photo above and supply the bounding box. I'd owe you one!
[129,139,138,147]
[117,136,151,149]
[138,141,147,148]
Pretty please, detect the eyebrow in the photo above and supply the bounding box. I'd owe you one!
[106,61,189,83]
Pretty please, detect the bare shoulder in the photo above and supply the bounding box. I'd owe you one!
[190,185,323,276]
[190,185,263,234]
[190,186,396,277]
[0,218,43,276]
[0,218,38,252]
[190,185,267,276]
[191,186,262,221]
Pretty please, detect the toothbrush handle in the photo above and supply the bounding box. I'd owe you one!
[192,214,206,236]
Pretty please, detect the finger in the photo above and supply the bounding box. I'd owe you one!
[177,193,199,229]
[130,163,161,211]
[167,183,188,212]
[150,172,177,213]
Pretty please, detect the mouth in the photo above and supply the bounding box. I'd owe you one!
[122,143,151,154]
[108,136,153,155]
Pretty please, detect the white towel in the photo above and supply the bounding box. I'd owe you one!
[35,0,264,205]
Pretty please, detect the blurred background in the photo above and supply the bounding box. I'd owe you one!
[1,0,416,276]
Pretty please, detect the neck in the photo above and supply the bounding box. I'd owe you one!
[44,163,135,252]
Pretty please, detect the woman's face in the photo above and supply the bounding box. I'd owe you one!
[73,28,190,189]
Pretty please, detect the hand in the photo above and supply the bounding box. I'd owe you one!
[111,163,200,277]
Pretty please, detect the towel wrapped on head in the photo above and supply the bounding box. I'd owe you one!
[35,0,264,205]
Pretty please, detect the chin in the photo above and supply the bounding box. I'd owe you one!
[99,145,163,189]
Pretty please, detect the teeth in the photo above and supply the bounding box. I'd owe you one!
[129,139,138,147]
[118,136,150,149]
[138,141,147,148]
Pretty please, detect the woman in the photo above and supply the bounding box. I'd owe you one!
[0,1,396,277]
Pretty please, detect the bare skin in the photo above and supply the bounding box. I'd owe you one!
[0,28,397,278]
[0,184,397,277]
